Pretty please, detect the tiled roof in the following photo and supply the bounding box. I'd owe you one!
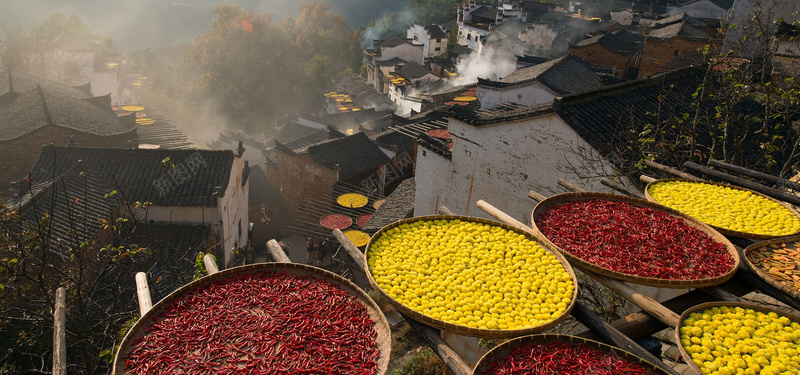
[306,132,390,179]
[12,162,120,257]
[516,55,550,67]
[470,6,500,20]
[363,178,416,233]
[377,57,407,66]
[395,62,436,80]
[425,24,448,39]
[381,35,412,48]
[573,29,643,55]
[0,70,136,142]
[449,44,474,57]
[338,76,394,110]
[27,147,235,207]
[554,67,788,170]
[275,127,335,154]
[648,21,710,41]
[487,54,603,94]
[449,102,554,126]
[375,111,449,154]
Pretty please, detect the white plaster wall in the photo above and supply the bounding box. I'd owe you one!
[477,81,557,109]
[415,112,613,225]
[458,24,490,51]
[143,205,220,224]
[381,44,424,65]
[90,71,119,102]
[217,156,249,266]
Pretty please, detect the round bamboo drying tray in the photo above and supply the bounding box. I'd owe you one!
[112,263,391,375]
[675,301,800,375]
[364,215,579,339]
[743,235,800,301]
[531,192,740,288]
[473,334,670,374]
[645,178,800,240]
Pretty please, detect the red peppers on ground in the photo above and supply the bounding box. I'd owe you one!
[483,340,658,375]
[125,271,379,375]
[536,199,733,280]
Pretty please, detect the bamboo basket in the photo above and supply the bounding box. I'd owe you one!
[112,263,391,375]
[743,235,800,301]
[364,215,579,339]
[644,178,800,240]
[473,334,670,374]
[531,192,740,288]
[675,301,800,375]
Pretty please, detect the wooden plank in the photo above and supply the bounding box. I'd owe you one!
[571,302,680,375]
[643,160,700,180]
[587,272,681,328]
[708,159,800,191]
[266,239,291,263]
[203,254,219,275]
[640,175,658,184]
[332,229,366,272]
[684,161,800,206]
[438,206,454,215]
[476,200,539,237]
[135,272,153,316]
[53,287,66,375]
[601,177,645,199]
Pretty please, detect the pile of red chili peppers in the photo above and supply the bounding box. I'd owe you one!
[536,199,733,280]
[483,340,658,374]
[125,271,379,374]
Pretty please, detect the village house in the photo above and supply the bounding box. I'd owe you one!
[385,62,441,114]
[639,13,720,77]
[365,36,425,93]
[568,28,644,78]
[407,24,450,59]
[0,70,138,195]
[476,54,604,109]
[666,0,734,19]
[457,1,526,51]
[20,146,250,267]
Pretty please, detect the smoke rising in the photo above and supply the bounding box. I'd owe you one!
[0,0,409,51]
[455,45,518,84]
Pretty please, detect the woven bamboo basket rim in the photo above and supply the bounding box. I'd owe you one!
[364,215,579,339]
[644,178,800,240]
[531,192,740,288]
[675,301,800,375]
[472,333,670,374]
[112,263,391,375]
[743,235,800,301]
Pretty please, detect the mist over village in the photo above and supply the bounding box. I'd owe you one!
[1,0,800,374]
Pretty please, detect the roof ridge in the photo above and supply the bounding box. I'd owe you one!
[555,67,702,106]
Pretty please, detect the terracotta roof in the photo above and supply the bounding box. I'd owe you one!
[27,147,235,207]
[0,70,136,142]
[307,132,390,179]
[363,178,416,233]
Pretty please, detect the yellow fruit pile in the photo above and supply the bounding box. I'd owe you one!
[680,305,800,375]
[343,229,371,247]
[367,219,574,331]
[648,181,800,236]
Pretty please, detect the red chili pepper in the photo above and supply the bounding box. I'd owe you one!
[483,340,659,374]
[125,271,380,374]
[536,199,734,280]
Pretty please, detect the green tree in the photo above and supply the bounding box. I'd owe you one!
[407,0,463,25]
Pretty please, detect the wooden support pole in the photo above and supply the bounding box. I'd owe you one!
[476,200,539,237]
[684,161,800,206]
[528,190,547,202]
[332,229,366,272]
[708,159,800,192]
[643,160,700,180]
[600,177,645,199]
[53,287,66,375]
[558,178,585,192]
[587,272,681,328]
[437,206,454,215]
[203,254,219,275]
[402,314,473,375]
[571,302,680,375]
[639,175,657,184]
[266,239,291,263]
[135,272,153,316]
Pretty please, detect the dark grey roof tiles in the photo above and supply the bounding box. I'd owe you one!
[306,132,390,179]
[449,102,555,126]
[485,54,603,94]
[425,24,448,39]
[395,62,436,80]
[363,178,416,232]
[648,21,710,40]
[27,147,235,207]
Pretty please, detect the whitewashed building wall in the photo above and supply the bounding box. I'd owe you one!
[477,81,557,109]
